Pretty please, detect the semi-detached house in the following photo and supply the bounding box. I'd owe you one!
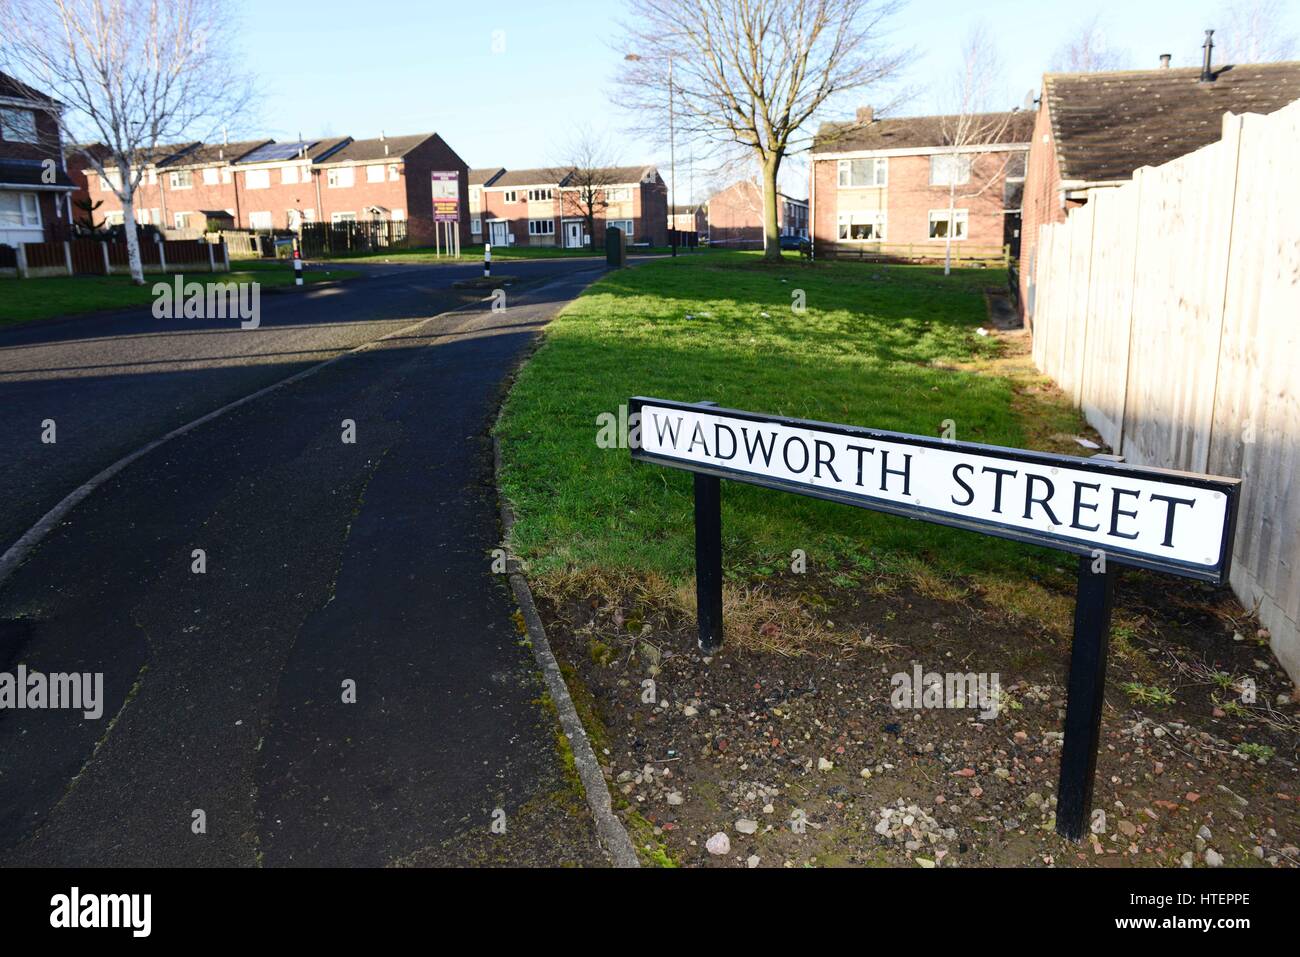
[0,72,78,246]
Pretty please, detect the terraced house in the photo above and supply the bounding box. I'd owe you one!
[0,72,77,246]
[809,106,1033,259]
[72,131,470,245]
[477,165,668,248]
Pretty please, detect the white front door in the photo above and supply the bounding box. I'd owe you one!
[565,221,584,248]
[489,220,509,246]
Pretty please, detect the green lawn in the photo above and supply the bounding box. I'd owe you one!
[322,243,686,264]
[0,261,360,326]
[495,251,1088,592]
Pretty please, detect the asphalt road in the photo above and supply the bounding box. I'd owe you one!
[0,258,615,866]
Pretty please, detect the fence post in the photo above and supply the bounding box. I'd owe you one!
[100,241,110,275]
[207,241,216,273]
[16,243,29,279]
[157,237,166,274]
[222,240,230,272]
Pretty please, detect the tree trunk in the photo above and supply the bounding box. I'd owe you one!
[944,181,955,277]
[761,156,782,262]
[122,192,145,285]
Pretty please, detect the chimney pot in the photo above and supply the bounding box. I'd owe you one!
[1159,53,1171,68]
[856,106,874,125]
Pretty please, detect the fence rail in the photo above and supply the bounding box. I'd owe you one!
[816,241,1009,267]
[1029,100,1300,683]
[298,219,408,258]
[0,238,228,278]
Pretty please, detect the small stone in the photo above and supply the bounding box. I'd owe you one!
[1204,848,1224,867]
[915,857,936,868]
[746,855,760,868]
[666,791,684,806]
[1118,820,1138,837]
[1197,824,1212,840]
[706,832,730,855]
[735,818,758,835]
[817,757,834,772]
[1180,851,1195,868]
[860,768,872,779]
[1090,810,1107,835]
[683,705,698,717]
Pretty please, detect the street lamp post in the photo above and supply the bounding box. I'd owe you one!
[627,51,676,258]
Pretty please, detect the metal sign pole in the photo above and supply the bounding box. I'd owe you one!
[1055,555,1117,839]
[694,472,723,653]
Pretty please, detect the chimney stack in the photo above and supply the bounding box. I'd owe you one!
[1200,29,1215,83]
[856,105,874,125]
[1159,53,1171,69]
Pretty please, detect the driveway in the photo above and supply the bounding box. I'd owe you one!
[0,258,618,866]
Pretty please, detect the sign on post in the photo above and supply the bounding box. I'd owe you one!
[629,397,1241,840]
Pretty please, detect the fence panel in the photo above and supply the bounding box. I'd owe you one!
[1029,99,1300,682]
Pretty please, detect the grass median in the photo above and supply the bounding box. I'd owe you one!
[495,250,1089,597]
[0,260,360,326]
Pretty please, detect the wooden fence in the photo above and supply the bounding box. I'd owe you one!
[0,238,228,278]
[1029,100,1300,683]
[817,241,1010,267]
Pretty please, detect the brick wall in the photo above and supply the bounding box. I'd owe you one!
[1018,97,1068,319]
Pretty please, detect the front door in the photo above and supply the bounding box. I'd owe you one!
[565,221,584,248]
[489,220,509,246]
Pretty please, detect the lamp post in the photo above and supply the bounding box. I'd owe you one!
[626,51,676,258]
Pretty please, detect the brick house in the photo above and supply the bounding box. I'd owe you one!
[1019,54,1300,319]
[478,166,668,248]
[809,107,1032,258]
[468,167,506,244]
[706,180,807,246]
[0,72,77,245]
[669,203,707,236]
[73,131,471,245]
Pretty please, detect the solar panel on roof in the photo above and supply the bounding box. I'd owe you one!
[239,141,314,163]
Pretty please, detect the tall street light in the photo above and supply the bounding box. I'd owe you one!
[626,51,676,258]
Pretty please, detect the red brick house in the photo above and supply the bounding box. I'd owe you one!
[468,167,506,244]
[0,72,77,245]
[809,107,1032,258]
[1019,56,1300,320]
[706,180,807,246]
[73,131,470,245]
[478,166,668,248]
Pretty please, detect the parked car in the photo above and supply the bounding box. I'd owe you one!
[778,234,805,250]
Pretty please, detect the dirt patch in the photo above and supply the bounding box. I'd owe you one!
[537,569,1299,868]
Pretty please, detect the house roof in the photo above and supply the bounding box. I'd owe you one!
[236,137,351,165]
[0,71,60,106]
[469,167,506,186]
[488,165,658,188]
[316,133,433,165]
[172,139,273,167]
[1043,61,1300,183]
[813,110,1033,153]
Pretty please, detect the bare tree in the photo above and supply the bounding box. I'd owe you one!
[1,0,252,284]
[1050,14,1130,72]
[549,128,622,249]
[617,0,909,262]
[936,25,1018,276]
[1218,0,1298,62]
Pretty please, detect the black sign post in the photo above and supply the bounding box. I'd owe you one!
[629,397,1241,841]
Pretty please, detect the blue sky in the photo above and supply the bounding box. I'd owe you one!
[233,0,1299,203]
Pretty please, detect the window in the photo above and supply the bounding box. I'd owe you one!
[245,168,270,189]
[837,158,887,187]
[249,210,273,230]
[104,211,125,226]
[608,218,633,240]
[281,166,298,184]
[169,169,193,189]
[391,208,405,221]
[605,186,631,202]
[503,190,518,203]
[929,154,971,187]
[527,188,553,202]
[98,169,122,192]
[471,216,482,234]
[303,209,316,223]
[202,167,219,185]
[837,210,885,241]
[221,168,233,184]
[136,208,149,225]
[928,209,968,240]
[528,218,555,235]
[147,169,157,185]
[470,186,481,205]
[327,167,354,188]
[388,164,400,181]
[0,191,41,227]
[367,164,385,183]
[331,211,356,224]
[173,211,192,229]
[0,107,38,144]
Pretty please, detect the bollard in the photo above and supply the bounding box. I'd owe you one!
[293,236,303,287]
[484,242,491,279]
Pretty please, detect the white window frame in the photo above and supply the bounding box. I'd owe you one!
[245,168,271,190]
[391,208,405,221]
[173,211,191,230]
[929,154,972,187]
[221,168,233,184]
[837,158,887,188]
[388,164,400,181]
[366,164,385,183]
[528,218,555,236]
[606,186,632,202]
[248,210,273,230]
[471,216,482,234]
[928,208,968,240]
[202,167,219,185]
[836,210,885,242]
[327,167,354,188]
[502,190,518,203]
[281,166,298,184]
[0,191,42,227]
[527,187,553,202]
[169,169,193,189]
[608,218,633,240]
[331,211,357,224]
[0,107,39,144]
